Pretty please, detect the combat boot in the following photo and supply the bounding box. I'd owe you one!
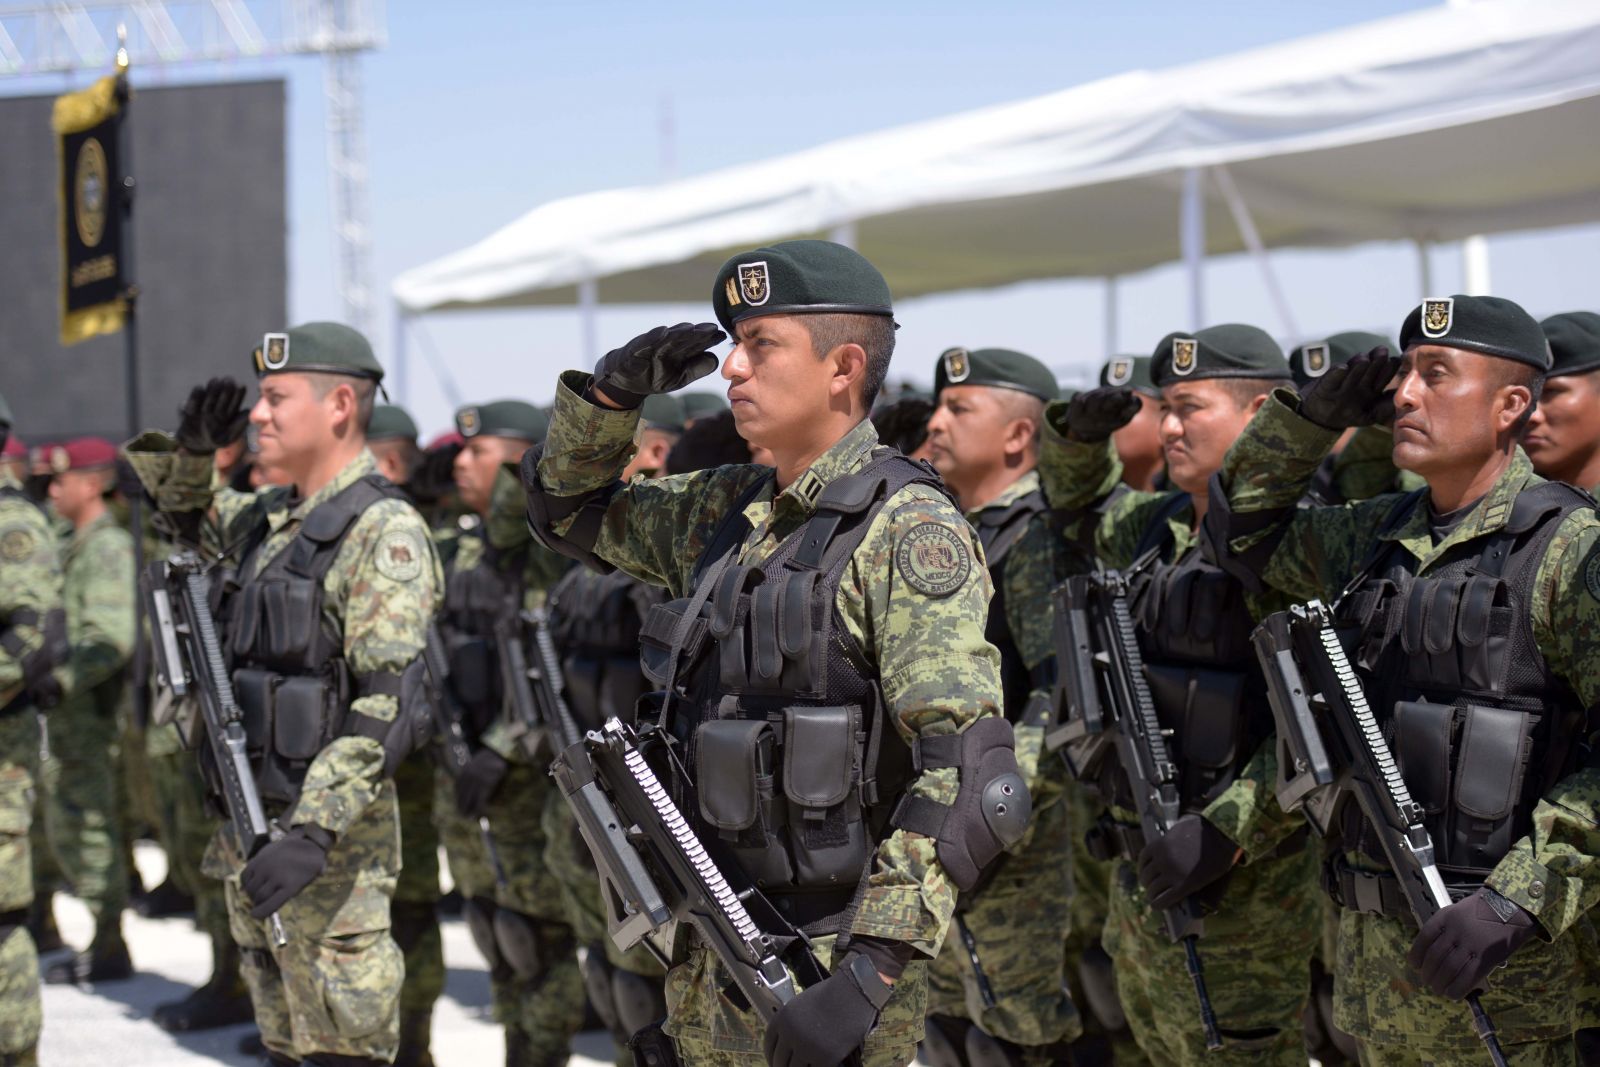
[392,1009,435,1067]
[25,894,61,955]
[153,939,254,1032]
[43,924,133,984]
[134,876,195,918]
[0,1045,38,1066]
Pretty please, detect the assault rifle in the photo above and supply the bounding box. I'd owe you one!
[551,718,804,1026]
[142,551,287,947]
[1049,570,1223,1051]
[420,625,507,887]
[1252,601,1507,1067]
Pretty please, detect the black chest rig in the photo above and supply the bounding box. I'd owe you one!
[635,451,943,931]
[973,486,1048,722]
[0,488,68,716]
[1110,494,1267,815]
[438,529,529,741]
[1330,482,1592,882]
[548,565,663,736]
[224,474,415,805]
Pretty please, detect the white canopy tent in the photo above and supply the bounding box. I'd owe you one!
[391,0,1600,398]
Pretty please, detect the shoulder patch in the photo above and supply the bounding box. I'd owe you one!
[1585,540,1600,604]
[895,521,972,598]
[375,527,424,583]
[0,524,39,563]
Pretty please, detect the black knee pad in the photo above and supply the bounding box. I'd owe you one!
[921,1014,971,1067]
[964,1027,1025,1067]
[462,896,502,973]
[611,967,666,1040]
[1076,944,1127,1033]
[495,908,575,983]
[580,945,620,1035]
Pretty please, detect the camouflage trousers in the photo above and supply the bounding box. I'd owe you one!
[926,792,1081,1054]
[1105,835,1320,1066]
[41,695,128,926]
[147,737,227,947]
[665,934,925,1066]
[435,760,584,1065]
[207,783,403,1062]
[1333,901,1600,1060]
[392,752,442,1018]
[0,715,41,1058]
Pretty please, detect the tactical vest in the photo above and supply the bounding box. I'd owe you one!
[972,486,1047,721]
[437,527,530,742]
[548,566,663,736]
[1331,481,1592,885]
[636,451,942,933]
[225,474,412,805]
[1106,493,1267,817]
[0,487,67,715]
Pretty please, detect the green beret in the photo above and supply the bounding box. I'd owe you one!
[1399,295,1550,372]
[253,321,383,381]
[935,347,1057,402]
[640,394,687,433]
[1152,324,1291,387]
[455,400,548,442]
[367,404,419,442]
[1099,355,1158,396]
[680,392,729,420]
[0,390,11,431]
[1288,331,1393,390]
[1540,312,1600,377]
[711,239,894,336]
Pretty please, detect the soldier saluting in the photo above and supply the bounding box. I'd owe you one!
[1207,295,1600,1063]
[523,239,1024,1067]
[124,323,440,1067]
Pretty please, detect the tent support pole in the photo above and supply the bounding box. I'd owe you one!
[392,307,409,408]
[1462,235,1492,295]
[830,221,857,249]
[1415,240,1434,299]
[1104,276,1118,359]
[578,278,599,361]
[1181,167,1205,328]
[1213,164,1298,338]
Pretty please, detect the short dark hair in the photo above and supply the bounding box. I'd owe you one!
[870,395,933,456]
[1207,377,1281,410]
[665,410,751,474]
[803,313,897,409]
[305,372,378,434]
[1492,360,1544,436]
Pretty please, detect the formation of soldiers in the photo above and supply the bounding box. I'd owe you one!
[1,238,1599,1067]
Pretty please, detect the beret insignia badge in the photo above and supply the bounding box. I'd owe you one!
[1304,343,1330,378]
[457,407,481,438]
[262,332,290,370]
[1422,298,1453,339]
[49,447,70,474]
[1107,358,1132,386]
[738,262,770,307]
[1172,338,1198,376]
[943,347,971,383]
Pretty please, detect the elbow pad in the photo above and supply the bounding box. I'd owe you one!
[519,442,621,574]
[893,716,1031,891]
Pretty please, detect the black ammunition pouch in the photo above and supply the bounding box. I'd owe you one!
[1141,662,1249,812]
[893,717,1030,892]
[443,636,501,739]
[234,668,345,805]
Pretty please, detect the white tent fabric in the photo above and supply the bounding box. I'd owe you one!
[392,0,1600,314]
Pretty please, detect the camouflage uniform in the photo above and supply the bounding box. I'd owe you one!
[125,442,440,1063]
[433,463,583,1066]
[1213,392,1600,1063]
[926,473,1082,1064]
[535,375,1004,1066]
[0,471,60,1062]
[1037,421,1320,1066]
[44,510,135,955]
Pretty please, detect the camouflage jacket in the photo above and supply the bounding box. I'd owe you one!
[54,510,135,715]
[1036,402,1305,862]
[123,440,442,837]
[0,472,62,705]
[1214,388,1600,938]
[536,371,1003,957]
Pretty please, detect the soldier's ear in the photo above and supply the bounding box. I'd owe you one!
[827,342,868,401]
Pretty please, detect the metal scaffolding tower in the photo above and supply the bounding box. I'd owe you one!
[0,0,386,337]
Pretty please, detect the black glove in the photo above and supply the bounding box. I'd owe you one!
[176,377,250,454]
[410,442,463,508]
[28,672,63,710]
[1064,387,1143,442]
[1297,347,1399,431]
[591,322,725,409]
[455,748,510,818]
[241,825,331,918]
[763,953,891,1067]
[1407,887,1538,1000]
[1136,814,1239,910]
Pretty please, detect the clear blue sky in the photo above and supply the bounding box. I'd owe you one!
[16,1,1600,436]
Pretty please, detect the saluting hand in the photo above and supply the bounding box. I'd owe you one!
[176,377,250,454]
[1063,386,1143,443]
[591,322,726,409]
[1297,347,1400,431]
